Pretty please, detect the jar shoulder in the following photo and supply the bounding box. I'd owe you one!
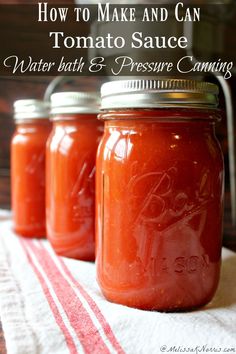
[48,124,103,153]
[97,125,223,166]
[11,130,49,147]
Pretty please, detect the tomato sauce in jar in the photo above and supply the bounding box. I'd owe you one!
[96,79,224,311]
[46,92,103,260]
[11,99,51,237]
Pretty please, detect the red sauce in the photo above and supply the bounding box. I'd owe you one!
[46,114,103,260]
[11,119,51,237]
[96,108,224,311]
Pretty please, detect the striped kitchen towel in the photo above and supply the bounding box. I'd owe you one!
[0,211,236,354]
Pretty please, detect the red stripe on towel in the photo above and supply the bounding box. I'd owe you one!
[57,255,125,354]
[27,240,111,354]
[20,238,79,354]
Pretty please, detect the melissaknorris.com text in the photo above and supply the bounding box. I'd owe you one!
[3,55,233,79]
[160,344,236,353]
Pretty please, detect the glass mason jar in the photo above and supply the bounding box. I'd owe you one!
[46,92,103,260]
[96,79,224,311]
[11,99,51,237]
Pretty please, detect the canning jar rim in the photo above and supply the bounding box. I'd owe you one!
[98,106,222,122]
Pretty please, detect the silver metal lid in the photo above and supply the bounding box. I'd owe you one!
[14,99,49,120]
[101,79,219,110]
[50,92,100,115]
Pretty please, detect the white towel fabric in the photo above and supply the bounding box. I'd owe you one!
[0,210,236,354]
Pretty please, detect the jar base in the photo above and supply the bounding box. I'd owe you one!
[51,243,95,261]
[99,286,217,312]
[13,226,46,238]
